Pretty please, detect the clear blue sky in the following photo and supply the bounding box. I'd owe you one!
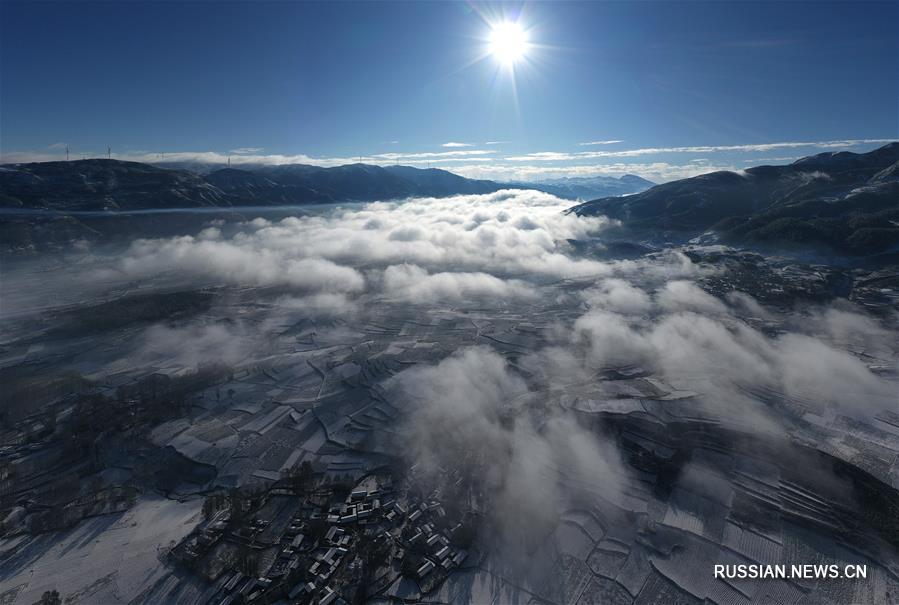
[1,1,896,181]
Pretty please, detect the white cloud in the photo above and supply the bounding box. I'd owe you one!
[743,156,801,163]
[382,264,535,303]
[441,142,474,148]
[561,286,897,418]
[121,235,366,293]
[0,148,495,166]
[130,322,261,368]
[578,139,623,146]
[581,278,652,314]
[109,188,899,424]
[387,346,629,560]
[371,149,493,160]
[447,161,738,182]
[229,147,263,154]
[656,280,729,314]
[506,151,573,161]
[86,196,898,424]
[505,139,896,162]
[107,191,615,309]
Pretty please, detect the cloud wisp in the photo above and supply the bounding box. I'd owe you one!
[559,279,898,418]
[0,148,495,167]
[447,161,740,182]
[229,147,264,154]
[578,139,624,146]
[504,138,896,162]
[3,138,892,184]
[386,346,629,561]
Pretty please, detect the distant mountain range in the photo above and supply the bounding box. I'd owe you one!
[505,174,655,200]
[573,142,899,255]
[0,160,230,211]
[0,160,653,212]
[4,144,896,257]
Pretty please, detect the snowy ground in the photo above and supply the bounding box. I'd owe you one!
[0,497,201,604]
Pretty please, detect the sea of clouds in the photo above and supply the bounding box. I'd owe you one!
[99,190,895,419]
[12,189,896,565]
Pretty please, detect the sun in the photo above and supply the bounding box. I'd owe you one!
[488,21,529,65]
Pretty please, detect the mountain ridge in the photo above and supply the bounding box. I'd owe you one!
[572,142,899,255]
[0,160,653,212]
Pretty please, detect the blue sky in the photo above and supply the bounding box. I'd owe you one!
[1,1,896,181]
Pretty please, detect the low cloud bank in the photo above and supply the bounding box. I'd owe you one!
[386,346,628,562]
[12,188,894,574]
[562,279,897,417]
[382,265,535,303]
[379,273,895,568]
[75,190,894,422]
[115,190,614,302]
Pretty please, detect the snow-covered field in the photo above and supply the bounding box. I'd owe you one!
[0,497,201,604]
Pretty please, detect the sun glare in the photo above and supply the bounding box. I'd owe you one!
[488,21,528,65]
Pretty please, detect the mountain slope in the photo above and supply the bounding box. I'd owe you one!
[255,164,419,201]
[383,165,500,196]
[1,159,653,214]
[572,142,899,254]
[0,160,229,211]
[0,161,510,210]
[204,168,334,204]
